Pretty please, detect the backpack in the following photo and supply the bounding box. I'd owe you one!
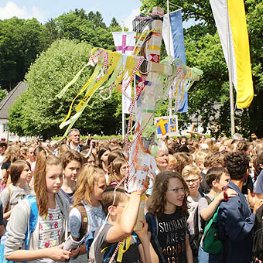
[252,203,263,261]
[0,195,38,263]
[202,207,223,255]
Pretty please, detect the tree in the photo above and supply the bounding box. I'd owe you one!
[140,0,263,137]
[0,18,47,90]
[50,9,115,50]
[8,39,122,139]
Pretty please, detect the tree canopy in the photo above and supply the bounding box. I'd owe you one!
[8,39,122,139]
[0,17,47,90]
[3,3,263,138]
[141,0,263,137]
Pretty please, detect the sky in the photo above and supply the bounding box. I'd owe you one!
[0,0,142,29]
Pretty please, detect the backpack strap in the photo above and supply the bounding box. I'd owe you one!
[193,205,199,236]
[76,204,88,240]
[146,213,166,263]
[204,195,212,205]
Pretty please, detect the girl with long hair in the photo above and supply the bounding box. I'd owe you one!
[0,146,19,190]
[0,160,31,221]
[146,171,193,263]
[68,165,106,262]
[4,152,71,262]
[97,146,111,173]
[108,157,128,186]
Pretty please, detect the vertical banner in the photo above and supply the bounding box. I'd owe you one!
[209,0,254,108]
[112,32,136,113]
[162,10,188,112]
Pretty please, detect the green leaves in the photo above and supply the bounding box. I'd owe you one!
[0,17,47,90]
[142,0,263,137]
[8,39,122,138]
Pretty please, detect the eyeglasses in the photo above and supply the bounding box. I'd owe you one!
[185,178,200,184]
[167,187,185,193]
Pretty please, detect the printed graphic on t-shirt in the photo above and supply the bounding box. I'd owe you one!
[158,212,187,263]
[38,206,63,249]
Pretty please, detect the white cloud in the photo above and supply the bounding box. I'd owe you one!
[0,1,44,21]
[123,7,140,31]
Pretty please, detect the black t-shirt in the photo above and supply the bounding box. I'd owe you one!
[157,211,187,263]
[0,201,3,225]
[94,223,141,263]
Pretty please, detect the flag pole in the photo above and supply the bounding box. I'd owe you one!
[226,2,235,137]
[121,22,125,140]
[167,0,172,136]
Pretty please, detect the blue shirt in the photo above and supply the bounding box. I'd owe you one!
[217,181,255,263]
[255,170,263,194]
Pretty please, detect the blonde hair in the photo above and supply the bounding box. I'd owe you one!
[73,165,105,207]
[181,164,201,178]
[194,151,208,164]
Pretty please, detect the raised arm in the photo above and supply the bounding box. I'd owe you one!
[106,191,141,243]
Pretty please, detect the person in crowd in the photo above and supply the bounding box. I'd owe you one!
[181,164,203,260]
[252,170,263,263]
[0,146,18,189]
[19,146,28,160]
[194,150,209,194]
[252,150,263,184]
[173,152,193,174]
[0,142,7,185]
[200,152,227,194]
[69,165,106,262]
[26,146,36,170]
[167,154,177,171]
[97,146,111,174]
[68,129,83,152]
[108,157,128,186]
[107,151,126,168]
[92,186,158,263]
[4,152,72,262]
[0,160,31,221]
[198,167,237,263]
[155,141,169,173]
[146,171,193,263]
[254,165,263,198]
[60,150,83,205]
[216,152,262,263]
[85,152,97,166]
[0,200,4,237]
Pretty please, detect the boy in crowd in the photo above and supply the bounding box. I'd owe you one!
[181,164,203,259]
[92,187,158,263]
[217,152,262,263]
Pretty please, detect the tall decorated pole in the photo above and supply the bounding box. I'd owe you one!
[57,7,202,235]
[127,7,164,230]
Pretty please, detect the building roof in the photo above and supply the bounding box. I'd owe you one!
[0,81,27,119]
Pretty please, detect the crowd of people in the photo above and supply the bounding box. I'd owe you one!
[0,128,262,263]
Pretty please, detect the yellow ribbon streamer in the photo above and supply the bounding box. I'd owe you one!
[117,236,131,262]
